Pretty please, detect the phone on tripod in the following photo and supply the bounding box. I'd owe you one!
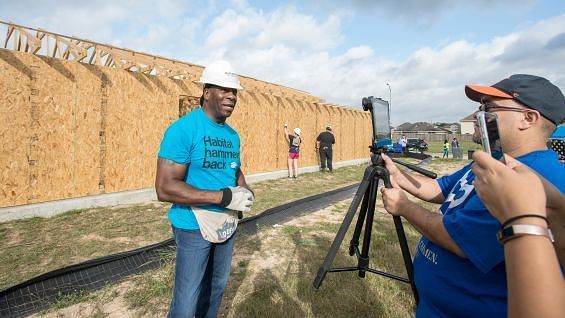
[362,96,391,149]
[476,111,505,163]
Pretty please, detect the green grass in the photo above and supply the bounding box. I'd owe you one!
[51,291,93,310]
[0,203,172,289]
[249,165,365,214]
[426,140,481,154]
[0,164,366,290]
[123,250,175,317]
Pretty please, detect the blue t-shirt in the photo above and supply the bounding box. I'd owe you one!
[157,108,241,230]
[415,150,565,318]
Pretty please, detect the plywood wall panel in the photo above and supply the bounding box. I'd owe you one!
[0,50,32,207]
[361,112,373,158]
[104,72,144,192]
[229,92,277,173]
[328,107,341,162]
[140,77,193,188]
[68,63,103,198]
[31,58,76,203]
[297,101,319,166]
[224,90,250,172]
[272,96,288,170]
[0,49,372,208]
[340,109,355,161]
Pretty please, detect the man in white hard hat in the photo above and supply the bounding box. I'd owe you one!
[284,124,302,178]
[155,60,254,317]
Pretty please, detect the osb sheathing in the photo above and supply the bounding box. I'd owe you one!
[0,49,371,208]
[0,50,31,206]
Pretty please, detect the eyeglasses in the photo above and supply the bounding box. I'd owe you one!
[478,103,528,113]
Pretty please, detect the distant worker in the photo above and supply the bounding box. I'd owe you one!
[451,137,460,158]
[443,139,450,158]
[285,124,302,178]
[400,135,408,153]
[316,125,336,172]
[155,60,254,318]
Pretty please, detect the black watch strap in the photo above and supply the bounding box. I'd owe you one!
[220,188,232,207]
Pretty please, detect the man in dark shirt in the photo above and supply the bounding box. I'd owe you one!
[316,126,336,172]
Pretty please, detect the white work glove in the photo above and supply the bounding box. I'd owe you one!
[220,186,254,212]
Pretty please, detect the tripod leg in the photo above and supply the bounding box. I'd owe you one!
[357,177,379,278]
[348,186,371,256]
[379,166,419,304]
[393,216,419,304]
[313,166,376,290]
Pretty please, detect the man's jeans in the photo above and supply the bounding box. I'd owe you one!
[319,147,333,171]
[168,226,236,318]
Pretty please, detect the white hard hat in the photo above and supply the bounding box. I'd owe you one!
[294,128,301,135]
[197,60,243,90]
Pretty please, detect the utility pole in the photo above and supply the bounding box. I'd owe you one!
[386,82,391,111]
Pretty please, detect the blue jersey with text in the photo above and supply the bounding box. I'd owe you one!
[414,150,565,318]
[157,108,241,230]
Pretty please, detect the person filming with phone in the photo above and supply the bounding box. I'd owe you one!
[380,74,565,317]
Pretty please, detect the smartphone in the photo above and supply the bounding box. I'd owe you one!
[362,96,391,148]
[476,111,505,162]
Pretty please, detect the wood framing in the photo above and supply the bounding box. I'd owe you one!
[0,20,320,100]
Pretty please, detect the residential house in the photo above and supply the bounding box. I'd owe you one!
[460,114,475,135]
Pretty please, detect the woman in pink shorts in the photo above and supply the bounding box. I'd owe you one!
[284,124,302,178]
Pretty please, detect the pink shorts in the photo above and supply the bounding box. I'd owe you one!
[289,152,300,159]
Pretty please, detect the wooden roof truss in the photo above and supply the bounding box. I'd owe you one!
[1,20,201,79]
[0,20,328,103]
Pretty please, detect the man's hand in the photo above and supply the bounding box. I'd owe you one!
[220,186,254,212]
[381,153,402,185]
[471,151,546,224]
[380,180,413,217]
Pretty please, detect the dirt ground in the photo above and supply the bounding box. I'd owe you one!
[32,203,352,318]
[31,159,469,317]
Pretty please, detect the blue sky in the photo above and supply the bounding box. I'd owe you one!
[1,0,564,125]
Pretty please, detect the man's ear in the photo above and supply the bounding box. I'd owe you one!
[524,110,541,125]
[518,110,540,129]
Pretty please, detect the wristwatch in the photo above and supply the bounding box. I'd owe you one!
[497,224,555,244]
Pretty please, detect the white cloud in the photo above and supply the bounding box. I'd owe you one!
[205,6,342,52]
[1,2,563,126]
[199,7,564,125]
[309,0,536,28]
[341,46,374,61]
[0,0,210,58]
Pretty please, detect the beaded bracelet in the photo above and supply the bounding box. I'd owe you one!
[500,214,548,229]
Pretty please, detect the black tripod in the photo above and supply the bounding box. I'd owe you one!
[312,147,436,304]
